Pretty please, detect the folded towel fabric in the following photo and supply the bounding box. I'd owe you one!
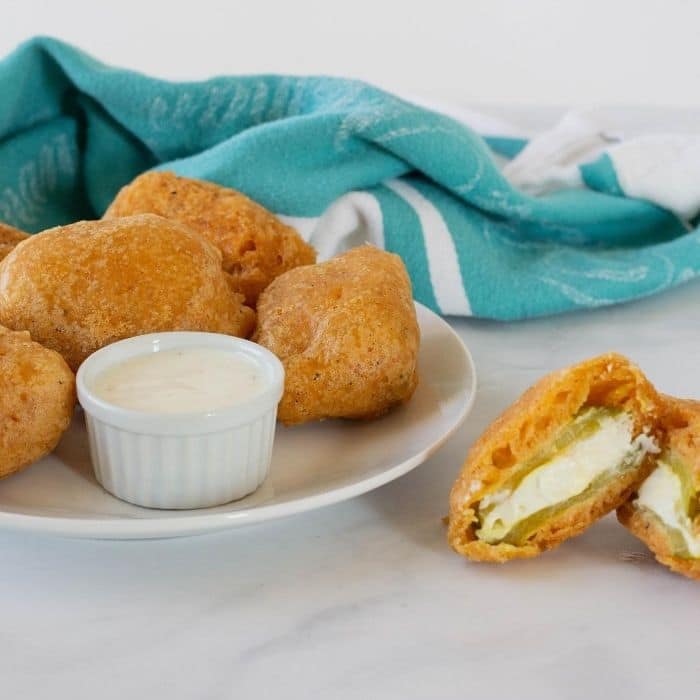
[0,37,697,320]
[503,108,700,222]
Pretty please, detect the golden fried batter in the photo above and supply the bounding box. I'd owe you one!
[448,354,661,563]
[254,246,419,425]
[618,397,700,580]
[0,326,75,479]
[0,222,28,262]
[0,214,255,371]
[104,171,316,306]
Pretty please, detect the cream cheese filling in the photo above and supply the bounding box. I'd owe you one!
[477,412,651,544]
[636,460,700,558]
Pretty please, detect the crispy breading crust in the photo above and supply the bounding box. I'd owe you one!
[0,214,255,370]
[617,396,700,580]
[103,171,316,306]
[657,396,700,490]
[0,222,28,262]
[617,504,700,580]
[448,353,661,562]
[0,326,75,479]
[254,246,419,425]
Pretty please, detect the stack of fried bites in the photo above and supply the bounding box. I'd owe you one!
[0,171,420,481]
[448,353,700,580]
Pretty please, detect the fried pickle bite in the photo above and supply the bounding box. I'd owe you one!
[618,397,700,580]
[0,326,75,479]
[103,171,316,306]
[448,354,661,563]
[0,214,255,370]
[0,222,28,263]
[254,246,419,425]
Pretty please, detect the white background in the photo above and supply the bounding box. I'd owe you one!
[2,0,699,107]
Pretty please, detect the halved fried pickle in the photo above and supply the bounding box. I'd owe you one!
[618,397,700,580]
[448,353,661,562]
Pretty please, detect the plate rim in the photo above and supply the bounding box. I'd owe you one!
[0,303,476,539]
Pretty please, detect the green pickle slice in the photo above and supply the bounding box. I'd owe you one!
[478,407,612,523]
[666,453,697,519]
[549,407,613,455]
[478,406,640,547]
[503,449,641,546]
[643,509,693,559]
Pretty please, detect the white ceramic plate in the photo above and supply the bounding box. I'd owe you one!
[0,303,475,539]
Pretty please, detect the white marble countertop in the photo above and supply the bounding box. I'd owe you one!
[3,281,699,700]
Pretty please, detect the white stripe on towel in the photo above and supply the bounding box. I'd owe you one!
[386,179,472,316]
[292,191,385,261]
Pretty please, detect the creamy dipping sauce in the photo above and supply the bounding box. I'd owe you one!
[92,347,266,414]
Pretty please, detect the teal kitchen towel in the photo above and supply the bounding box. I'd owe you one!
[0,36,696,320]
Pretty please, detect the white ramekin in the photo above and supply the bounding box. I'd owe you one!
[76,332,284,510]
